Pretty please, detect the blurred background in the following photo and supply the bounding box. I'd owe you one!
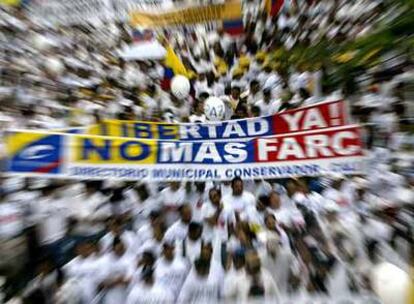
[0,0,413,303]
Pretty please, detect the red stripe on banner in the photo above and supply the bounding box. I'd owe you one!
[272,100,346,134]
[254,126,363,163]
[34,160,61,173]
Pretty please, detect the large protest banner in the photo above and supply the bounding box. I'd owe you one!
[86,100,348,140]
[129,0,242,27]
[5,125,365,181]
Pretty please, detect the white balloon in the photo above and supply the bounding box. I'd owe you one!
[32,33,52,51]
[45,57,64,76]
[171,75,190,99]
[204,97,225,121]
[371,262,410,304]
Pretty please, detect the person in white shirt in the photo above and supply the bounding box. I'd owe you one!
[164,204,193,243]
[222,177,255,215]
[99,237,135,304]
[255,88,281,116]
[177,256,221,304]
[179,222,204,263]
[63,240,104,303]
[188,99,207,123]
[154,241,189,300]
[99,218,136,255]
[202,187,235,242]
[240,250,280,302]
[258,232,295,296]
[70,181,107,240]
[31,184,74,265]
[222,248,247,300]
[243,80,263,106]
[159,182,186,226]
[126,267,174,304]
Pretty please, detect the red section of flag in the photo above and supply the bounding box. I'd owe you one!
[268,0,284,16]
[223,19,244,36]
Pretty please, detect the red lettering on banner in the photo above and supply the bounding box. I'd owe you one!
[272,100,345,133]
[254,126,362,162]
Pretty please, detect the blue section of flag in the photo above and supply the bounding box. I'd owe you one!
[223,19,244,36]
[132,29,153,42]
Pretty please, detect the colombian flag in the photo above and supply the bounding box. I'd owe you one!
[223,19,244,36]
[265,0,284,16]
[161,45,191,90]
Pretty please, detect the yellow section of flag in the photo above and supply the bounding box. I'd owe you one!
[0,0,21,5]
[164,45,191,78]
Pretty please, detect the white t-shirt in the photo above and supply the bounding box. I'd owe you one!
[126,283,174,304]
[177,271,221,304]
[0,201,24,239]
[31,196,73,244]
[159,186,186,225]
[64,254,104,304]
[99,231,136,255]
[254,99,281,116]
[164,220,189,243]
[155,257,189,298]
[100,252,136,304]
[201,200,234,242]
[222,191,255,214]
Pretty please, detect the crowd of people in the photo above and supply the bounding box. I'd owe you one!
[0,0,413,303]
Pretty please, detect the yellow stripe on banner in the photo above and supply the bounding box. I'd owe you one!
[130,1,242,27]
[6,133,48,156]
[86,120,180,140]
[71,135,157,164]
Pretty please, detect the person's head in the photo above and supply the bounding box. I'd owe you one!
[139,250,156,268]
[264,213,277,230]
[232,248,246,270]
[251,105,261,117]
[112,236,126,256]
[149,210,163,227]
[266,233,281,256]
[179,204,192,224]
[141,267,155,286]
[199,91,210,102]
[135,183,150,201]
[299,88,310,100]
[153,223,165,241]
[231,86,241,100]
[188,222,203,241]
[193,99,205,115]
[200,242,213,260]
[256,196,267,212]
[250,80,260,94]
[194,257,211,277]
[263,88,272,103]
[209,187,221,206]
[162,242,175,261]
[245,251,261,276]
[169,181,181,191]
[231,176,244,196]
[146,83,157,97]
[84,180,101,195]
[285,179,298,196]
[194,182,205,193]
[75,240,93,258]
[268,191,281,209]
[108,217,123,235]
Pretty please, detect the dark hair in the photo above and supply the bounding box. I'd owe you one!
[258,195,270,207]
[189,222,202,232]
[112,236,123,248]
[231,176,243,187]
